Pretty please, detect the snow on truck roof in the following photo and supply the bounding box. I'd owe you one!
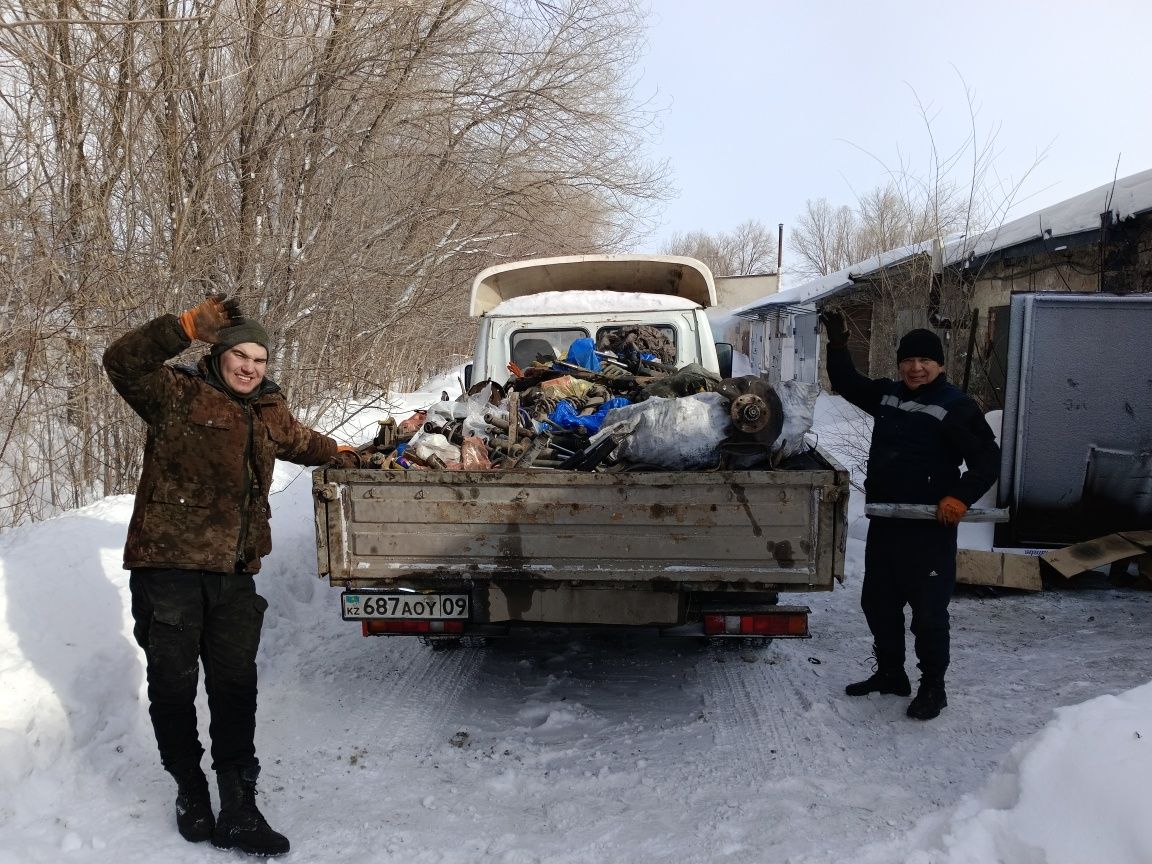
[489,290,702,316]
[469,255,717,317]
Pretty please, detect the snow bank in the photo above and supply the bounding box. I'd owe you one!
[2,382,1151,863]
[902,683,1152,864]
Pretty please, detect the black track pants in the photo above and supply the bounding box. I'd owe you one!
[861,517,957,683]
[129,568,267,775]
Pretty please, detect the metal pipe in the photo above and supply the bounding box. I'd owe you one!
[483,412,509,431]
[422,421,466,445]
[514,431,552,468]
[864,503,1009,522]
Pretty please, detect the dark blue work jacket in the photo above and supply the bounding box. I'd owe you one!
[827,346,1000,507]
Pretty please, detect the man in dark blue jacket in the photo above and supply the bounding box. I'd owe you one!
[820,311,999,720]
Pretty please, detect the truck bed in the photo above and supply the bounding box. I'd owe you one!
[314,448,849,600]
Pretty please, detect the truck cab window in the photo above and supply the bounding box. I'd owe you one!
[596,324,678,365]
[510,329,588,368]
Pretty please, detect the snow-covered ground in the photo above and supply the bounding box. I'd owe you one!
[3,391,1151,864]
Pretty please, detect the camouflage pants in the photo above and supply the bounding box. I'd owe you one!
[129,568,268,775]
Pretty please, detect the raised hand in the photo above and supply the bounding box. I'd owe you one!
[819,310,849,348]
[179,293,243,344]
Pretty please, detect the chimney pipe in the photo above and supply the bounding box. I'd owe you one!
[777,223,784,271]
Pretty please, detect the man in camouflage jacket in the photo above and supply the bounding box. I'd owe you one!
[103,294,355,857]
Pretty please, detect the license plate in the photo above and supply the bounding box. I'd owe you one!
[341,592,469,620]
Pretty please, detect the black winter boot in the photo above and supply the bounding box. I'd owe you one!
[212,766,290,857]
[844,668,911,697]
[907,680,948,720]
[171,765,214,843]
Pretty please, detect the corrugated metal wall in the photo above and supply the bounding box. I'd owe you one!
[1000,293,1152,546]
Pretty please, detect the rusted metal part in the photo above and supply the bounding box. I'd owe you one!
[486,435,562,463]
[507,391,520,448]
[483,416,576,462]
[396,410,428,436]
[367,451,396,469]
[400,449,445,470]
[513,431,552,468]
[423,420,477,448]
[717,375,784,447]
[484,411,510,431]
[486,434,526,455]
[730,392,773,434]
[374,417,397,449]
[315,482,339,501]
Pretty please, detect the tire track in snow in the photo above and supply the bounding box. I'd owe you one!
[700,646,855,781]
[331,640,485,753]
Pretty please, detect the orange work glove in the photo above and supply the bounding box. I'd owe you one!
[936,496,968,526]
[179,292,243,343]
[329,445,361,468]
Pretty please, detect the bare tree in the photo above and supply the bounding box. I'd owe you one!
[661,219,777,276]
[789,77,1043,287]
[809,82,1042,401]
[0,0,672,528]
[788,181,972,281]
[788,198,860,279]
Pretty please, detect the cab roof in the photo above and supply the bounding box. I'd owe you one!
[469,255,717,317]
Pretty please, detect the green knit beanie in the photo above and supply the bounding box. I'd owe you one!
[211,318,270,353]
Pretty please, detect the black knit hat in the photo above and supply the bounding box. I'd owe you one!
[212,318,270,352]
[897,328,945,365]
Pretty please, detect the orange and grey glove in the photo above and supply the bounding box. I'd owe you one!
[936,496,968,526]
[329,445,361,468]
[178,292,243,344]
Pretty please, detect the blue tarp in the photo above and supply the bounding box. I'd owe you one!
[547,396,631,434]
[565,337,601,372]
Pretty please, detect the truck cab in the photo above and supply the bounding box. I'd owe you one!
[463,255,733,387]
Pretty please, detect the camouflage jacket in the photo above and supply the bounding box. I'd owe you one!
[103,314,337,573]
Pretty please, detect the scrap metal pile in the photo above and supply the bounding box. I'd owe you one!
[344,330,815,473]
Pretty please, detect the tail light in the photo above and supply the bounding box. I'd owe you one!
[702,607,809,637]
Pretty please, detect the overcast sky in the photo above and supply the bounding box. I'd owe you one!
[636,0,1152,258]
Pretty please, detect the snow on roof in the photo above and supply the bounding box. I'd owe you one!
[733,167,1152,318]
[488,289,701,316]
[732,240,934,318]
[945,167,1152,265]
